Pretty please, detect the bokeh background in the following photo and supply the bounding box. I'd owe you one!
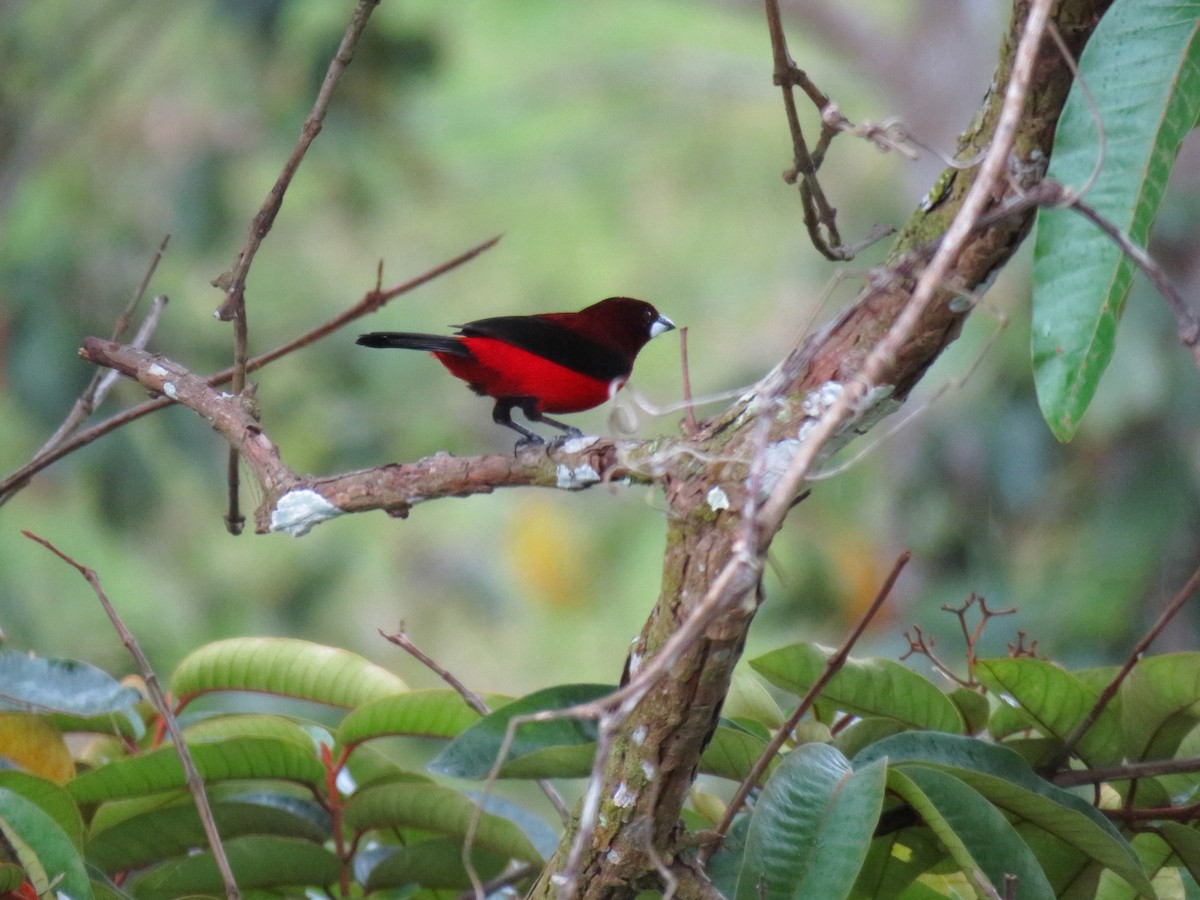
[3,0,1199,698]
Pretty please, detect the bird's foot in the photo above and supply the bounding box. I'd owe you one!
[513,434,547,453]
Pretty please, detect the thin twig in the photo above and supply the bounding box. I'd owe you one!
[1053,755,1200,789]
[32,237,169,460]
[678,327,699,435]
[702,550,912,859]
[378,625,571,824]
[214,0,381,533]
[22,531,240,900]
[752,0,1055,535]
[1057,557,1200,763]
[0,235,500,506]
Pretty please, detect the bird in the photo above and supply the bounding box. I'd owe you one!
[357,296,675,447]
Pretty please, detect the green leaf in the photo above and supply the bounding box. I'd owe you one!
[850,827,946,899]
[0,772,84,849]
[0,863,24,893]
[0,787,93,900]
[1031,0,1200,440]
[1094,833,1175,900]
[337,689,499,749]
[68,737,326,805]
[976,657,1121,765]
[887,765,1055,899]
[855,732,1150,896]
[0,650,141,717]
[734,744,885,900]
[86,790,330,874]
[1120,653,1200,759]
[124,834,340,896]
[700,723,773,783]
[342,781,543,864]
[427,683,609,779]
[170,637,408,708]
[1156,822,1200,887]
[361,837,508,890]
[724,669,785,730]
[750,643,964,733]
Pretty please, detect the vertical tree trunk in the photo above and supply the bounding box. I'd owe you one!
[529,0,1111,895]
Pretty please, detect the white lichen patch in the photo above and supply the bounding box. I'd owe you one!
[560,435,600,455]
[161,382,178,400]
[270,489,343,537]
[640,760,657,781]
[631,725,648,746]
[801,380,844,418]
[706,486,729,512]
[147,363,169,379]
[612,782,636,808]
[556,462,601,489]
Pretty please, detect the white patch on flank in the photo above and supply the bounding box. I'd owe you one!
[147,363,169,378]
[556,462,601,489]
[270,489,343,537]
[706,486,730,512]
[161,382,178,400]
[612,782,636,808]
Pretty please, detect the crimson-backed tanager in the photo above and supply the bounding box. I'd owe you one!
[357,296,675,446]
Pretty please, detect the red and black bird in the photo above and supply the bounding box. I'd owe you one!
[357,296,675,446]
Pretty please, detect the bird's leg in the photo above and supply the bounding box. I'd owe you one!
[493,398,545,448]
[517,397,583,441]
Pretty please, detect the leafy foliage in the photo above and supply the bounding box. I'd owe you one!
[5,636,1200,896]
[1032,0,1200,440]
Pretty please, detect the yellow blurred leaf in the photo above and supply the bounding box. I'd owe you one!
[0,714,74,783]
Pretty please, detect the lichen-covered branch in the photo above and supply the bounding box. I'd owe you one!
[78,338,665,536]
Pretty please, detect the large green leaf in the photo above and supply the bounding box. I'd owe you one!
[887,766,1055,898]
[0,650,141,717]
[0,772,83,849]
[360,837,508,890]
[854,731,1149,896]
[750,643,964,733]
[170,637,407,707]
[1032,0,1200,440]
[427,683,608,779]
[123,834,340,896]
[1120,652,1200,760]
[0,787,93,900]
[342,780,543,864]
[68,737,326,804]
[86,790,330,873]
[976,656,1122,766]
[733,744,885,900]
[337,689,502,749]
[850,828,946,899]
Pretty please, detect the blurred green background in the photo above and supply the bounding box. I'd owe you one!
[2,0,1199,697]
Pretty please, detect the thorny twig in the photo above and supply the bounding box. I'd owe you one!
[23,531,240,900]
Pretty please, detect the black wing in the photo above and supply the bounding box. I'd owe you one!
[456,316,631,381]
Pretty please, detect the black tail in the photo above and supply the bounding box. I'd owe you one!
[356,332,471,357]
